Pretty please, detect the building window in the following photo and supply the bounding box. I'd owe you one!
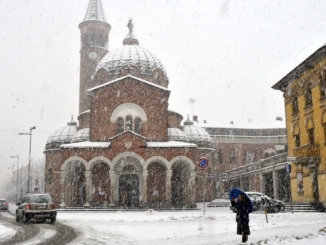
[292,97,299,114]
[117,117,124,134]
[214,150,223,164]
[229,149,236,164]
[294,134,300,148]
[125,116,133,130]
[134,118,141,134]
[48,168,53,184]
[308,128,315,145]
[320,72,326,98]
[117,116,142,134]
[245,150,254,164]
[305,88,313,107]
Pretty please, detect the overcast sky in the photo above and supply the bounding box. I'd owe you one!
[1,0,326,182]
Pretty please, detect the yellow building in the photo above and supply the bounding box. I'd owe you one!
[272,45,326,210]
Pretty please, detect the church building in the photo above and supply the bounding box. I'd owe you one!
[44,0,215,208]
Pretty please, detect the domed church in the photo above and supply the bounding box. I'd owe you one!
[44,0,216,208]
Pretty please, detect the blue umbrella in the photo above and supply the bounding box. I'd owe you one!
[229,188,253,213]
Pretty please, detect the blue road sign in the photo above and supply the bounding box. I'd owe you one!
[198,157,209,170]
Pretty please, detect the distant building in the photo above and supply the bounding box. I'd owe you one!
[273,43,326,209]
[196,117,288,200]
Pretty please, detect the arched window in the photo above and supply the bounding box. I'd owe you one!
[48,168,53,184]
[134,118,141,134]
[117,117,124,134]
[229,149,236,164]
[246,150,254,164]
[305,88,313,107]
[125,116,133,131]
[264,152,270,159]
[292,97,299,114]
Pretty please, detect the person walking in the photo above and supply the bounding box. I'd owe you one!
[231,194,251,244]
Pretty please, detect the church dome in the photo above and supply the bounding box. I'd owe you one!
[45,118,78,150]
[183,118,213,148]
[94,19,168,86]
[71,127,90,143]
[168,128,188,142]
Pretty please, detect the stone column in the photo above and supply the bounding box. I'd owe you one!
[142,170,148,206]
[239,175,243,190]
[273,171,279,200]
[60,171,66,208]
[165,170,172,207]
[189,171,196,207]
[84,170,92,207]
[109,171,116,207]
[260,173,265,193]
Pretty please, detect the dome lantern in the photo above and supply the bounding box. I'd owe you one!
[123,19,139,45]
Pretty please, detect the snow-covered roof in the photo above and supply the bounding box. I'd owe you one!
[93,22,168,84]
[78,110,90,117]
[71,127,90,143]
[88,75,170,92]
[195,119,286,129]
[61,141,110,149]
[108,130,147,141]
[183,125,212,142]
[147,141,197,148]
[45,119,78,150]
[168,128,188,142]
[83,0,106,22]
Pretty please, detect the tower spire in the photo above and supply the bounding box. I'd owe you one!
[84,0,106,22]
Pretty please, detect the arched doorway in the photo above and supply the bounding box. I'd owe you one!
[65,161,86,207]
[114,155,143,208]
[147,162,166,208]
[119,165,139,208]
[92,162,110,207]
[171,161,190,207]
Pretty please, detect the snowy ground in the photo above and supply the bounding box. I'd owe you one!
[1,204,326,244]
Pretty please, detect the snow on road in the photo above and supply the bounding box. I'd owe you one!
[56,207,326,245]
[0,221,16,240]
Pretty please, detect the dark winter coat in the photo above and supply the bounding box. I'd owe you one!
[231,198,250,225]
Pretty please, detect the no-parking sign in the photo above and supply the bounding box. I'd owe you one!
[198,157,209,170]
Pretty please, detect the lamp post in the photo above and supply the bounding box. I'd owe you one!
[10,155,19,202]
[19,126,35,193]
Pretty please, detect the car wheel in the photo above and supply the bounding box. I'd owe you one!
[15,212,20,222]
[22,213,28,224]
[273,206,280,213]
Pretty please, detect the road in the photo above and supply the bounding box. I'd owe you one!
[0,211,77,245]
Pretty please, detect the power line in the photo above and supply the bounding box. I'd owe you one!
[0,130,53,133]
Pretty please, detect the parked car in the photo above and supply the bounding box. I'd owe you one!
[0,199,9,211]
[230,191,285,213]
[16,193,57,224]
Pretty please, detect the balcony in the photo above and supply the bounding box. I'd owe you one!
[293,144,320,159]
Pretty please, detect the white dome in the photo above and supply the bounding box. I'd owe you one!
[94,20,168,85]
[71,127,90,143]
[168,128,188,142]
[183,125,212,142]
[45,119,77,150]
[95,45,168,82]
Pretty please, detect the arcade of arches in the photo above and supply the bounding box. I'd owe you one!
[59,155,196,208]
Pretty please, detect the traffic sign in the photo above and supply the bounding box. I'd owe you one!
[285,162,291,174]
[198,157,209,170]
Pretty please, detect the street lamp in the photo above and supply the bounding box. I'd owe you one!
[19,126,35,193]
[10,155,19,202]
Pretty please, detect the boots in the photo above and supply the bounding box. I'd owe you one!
[241,235,248,243]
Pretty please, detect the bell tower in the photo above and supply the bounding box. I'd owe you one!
[78,0,111,114]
